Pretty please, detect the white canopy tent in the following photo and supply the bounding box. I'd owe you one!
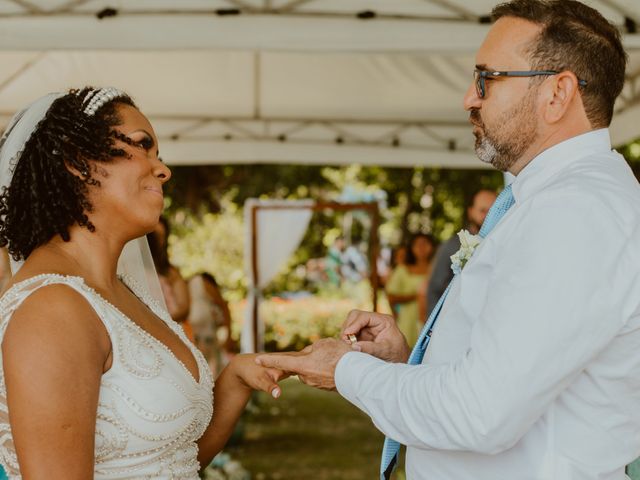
[0,0,639,169]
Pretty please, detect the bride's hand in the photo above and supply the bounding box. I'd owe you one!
[230,353,287,398]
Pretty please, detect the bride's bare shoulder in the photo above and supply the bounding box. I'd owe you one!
[2,280,110,369]
[2,280,110,476]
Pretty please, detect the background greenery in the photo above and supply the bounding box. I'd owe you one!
[163,142,639,348]
[225,378,406,480]
[164,165,506,294]
[169,141,640,478]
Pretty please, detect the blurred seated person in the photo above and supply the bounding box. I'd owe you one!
[426,189,497,317]
[386,234,434,347]
[189,272,234,376]
[147,216,192,340]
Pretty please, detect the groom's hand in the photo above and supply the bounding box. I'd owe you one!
[255,338,352,391]
[341,310,410,363]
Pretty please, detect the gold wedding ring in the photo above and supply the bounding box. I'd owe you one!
[348,334,357,345]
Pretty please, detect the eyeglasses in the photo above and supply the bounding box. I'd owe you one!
[473,69,588,99]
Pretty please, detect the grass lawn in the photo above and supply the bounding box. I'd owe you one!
[226,377,406,480]
[225,379,640,479]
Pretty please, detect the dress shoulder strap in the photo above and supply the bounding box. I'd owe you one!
[119,274,190,343]
[119,274,172,324]
[0,274,112,338]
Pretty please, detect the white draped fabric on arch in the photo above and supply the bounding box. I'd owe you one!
[241,199,314,353]
[241,198,381,353]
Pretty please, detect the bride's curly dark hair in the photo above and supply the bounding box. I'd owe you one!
[0,87,137,261]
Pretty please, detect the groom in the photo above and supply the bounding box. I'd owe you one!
[258,1,640,479]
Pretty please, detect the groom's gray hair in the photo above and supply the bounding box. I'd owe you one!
[492,0,627,129]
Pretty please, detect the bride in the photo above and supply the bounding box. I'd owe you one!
[0,88,283,479]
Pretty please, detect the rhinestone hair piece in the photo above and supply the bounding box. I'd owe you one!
[82,87,125,117]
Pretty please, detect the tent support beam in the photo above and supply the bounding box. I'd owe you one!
[277,0,317,13]
[7,0,41,13]
[425,0,479,22]
[53,0,92,14]
[0,52,44,98]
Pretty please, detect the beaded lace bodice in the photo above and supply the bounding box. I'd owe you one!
[0,274,214,479]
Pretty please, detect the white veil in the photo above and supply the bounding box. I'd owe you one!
[0,91,166,308]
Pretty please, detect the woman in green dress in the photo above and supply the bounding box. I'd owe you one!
[385,234,435,347]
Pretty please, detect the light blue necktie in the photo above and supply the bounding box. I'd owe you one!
[380,185,515,480]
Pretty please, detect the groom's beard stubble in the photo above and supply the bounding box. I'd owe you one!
[470,87,539,173]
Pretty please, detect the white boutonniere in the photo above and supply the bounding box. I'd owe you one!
[450,229,481,275]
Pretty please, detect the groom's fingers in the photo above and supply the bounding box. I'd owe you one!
[354,340,385,358]
[341,310,373,338]
[258,345,311,365]
[354,329,377,342]
[256,350,305,363]
[256,353,307,374]
[342,310,390,339]
[342,309,369,332]
[343,309,365,328]
[266,367,289,383]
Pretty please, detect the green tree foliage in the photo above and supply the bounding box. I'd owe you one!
[167,202,246,298]
[162,147,638,347]
[163,163,504,297]
[164,141,638,297]
[619,138,640,180]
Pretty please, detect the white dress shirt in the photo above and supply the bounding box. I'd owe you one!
[335,129,640,480]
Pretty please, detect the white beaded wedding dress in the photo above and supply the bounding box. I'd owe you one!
[0,274,214,479]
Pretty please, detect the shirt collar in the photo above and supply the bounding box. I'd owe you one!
[510,128,612,204]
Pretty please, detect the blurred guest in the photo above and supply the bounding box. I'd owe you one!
[305,257,328,283]
[340,241,368,282]
[386,234,434,346]
[324,236,364,283]
[426,189,496,317]
[0,249,10,293]
[384,245,407,312]
[147,216,192,340]
[417,278,430,328]
[325,236,345,285]
[392,245,407,269]
[376,245,394,288]
[189,272,234,376]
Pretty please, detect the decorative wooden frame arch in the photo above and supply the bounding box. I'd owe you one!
[248,201,380,352]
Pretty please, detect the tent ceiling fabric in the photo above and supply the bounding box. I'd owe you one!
[0,0,639,168]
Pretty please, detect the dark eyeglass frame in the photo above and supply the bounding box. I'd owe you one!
[473,69,588,99]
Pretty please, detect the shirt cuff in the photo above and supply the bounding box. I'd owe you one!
[335,351,386,403]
